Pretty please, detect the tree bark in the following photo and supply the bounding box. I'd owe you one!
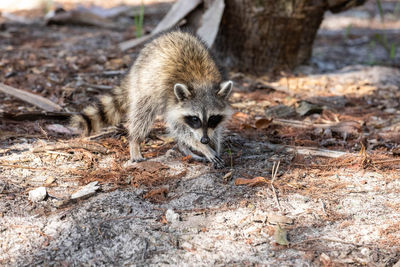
[209,0,366,74]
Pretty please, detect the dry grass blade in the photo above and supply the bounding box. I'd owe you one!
[271,161,282,212]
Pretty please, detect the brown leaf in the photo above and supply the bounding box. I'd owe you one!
[233,111,249,120]
[255,118,273,129]
[241,123,255,130]
[143,187,169,203]
[160,215,168,224]
[234,176,267,186]
[319,253,333,267]
[181,155,192,161]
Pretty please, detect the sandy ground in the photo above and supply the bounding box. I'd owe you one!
[1,0,400,266]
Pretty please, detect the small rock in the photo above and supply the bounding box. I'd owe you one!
[28,187,47,202]
[360,247,370,256]
[165,209,180,224]
[71,181,100,200]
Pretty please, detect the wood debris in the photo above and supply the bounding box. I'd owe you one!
[0,83,62,112]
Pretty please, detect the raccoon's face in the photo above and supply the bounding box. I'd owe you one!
[171,81,233,145]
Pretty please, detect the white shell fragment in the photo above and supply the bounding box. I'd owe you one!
[28,187,47,202]
[71,181,100,200]
[165,209,180,224]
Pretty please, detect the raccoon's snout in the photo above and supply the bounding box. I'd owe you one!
[201,136,210,144]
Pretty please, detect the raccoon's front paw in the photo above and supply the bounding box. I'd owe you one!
[211,156,225,169]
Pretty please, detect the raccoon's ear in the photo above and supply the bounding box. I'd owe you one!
[174,83,191,101]
[217,80,233,99]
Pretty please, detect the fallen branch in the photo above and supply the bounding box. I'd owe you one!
[1,111,73,121]
[0,83,62,112]
[264,142,352,158]
[196,0,225,47]
[119,0,202,51]
[272,118,360,130]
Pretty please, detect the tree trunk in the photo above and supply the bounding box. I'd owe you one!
[208,0,365,74]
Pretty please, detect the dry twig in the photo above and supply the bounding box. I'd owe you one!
[32,142,110,154]
[264,142,351,158]
[270,161,282,212]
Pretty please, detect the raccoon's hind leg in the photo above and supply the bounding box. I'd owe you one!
[127,96,158,163]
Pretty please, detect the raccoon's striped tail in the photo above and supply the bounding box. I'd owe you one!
[70,91,126,136]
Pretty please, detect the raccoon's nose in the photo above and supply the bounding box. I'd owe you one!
[201,136,210,144]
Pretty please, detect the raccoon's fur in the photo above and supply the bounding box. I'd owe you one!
[71,30,233,168]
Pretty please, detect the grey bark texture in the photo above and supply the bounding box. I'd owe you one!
[205,0,366,74]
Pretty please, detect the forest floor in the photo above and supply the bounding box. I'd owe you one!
[1,0,400,266]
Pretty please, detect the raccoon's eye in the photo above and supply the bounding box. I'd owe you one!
[184,116,202,129]
[208,115,224,128]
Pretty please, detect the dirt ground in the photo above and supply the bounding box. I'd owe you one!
[1,0,400,266]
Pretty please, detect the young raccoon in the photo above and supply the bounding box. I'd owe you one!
[71,30,233,168]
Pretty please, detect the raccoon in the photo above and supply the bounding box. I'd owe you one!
[71,30,233,168]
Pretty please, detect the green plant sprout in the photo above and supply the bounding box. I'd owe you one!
[135,1,145,38]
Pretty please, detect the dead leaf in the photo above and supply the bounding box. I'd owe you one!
[181,155,192,161]
[233,112,249,120]
[273,224,289,246]
[234,176,267,186]
[44,177,55,185]
[319,253,332,267]
[143,187,168,203]
[222,171,232,182]
[255,118,273,129]
[160,215,168,224]
[241,123,255,130]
